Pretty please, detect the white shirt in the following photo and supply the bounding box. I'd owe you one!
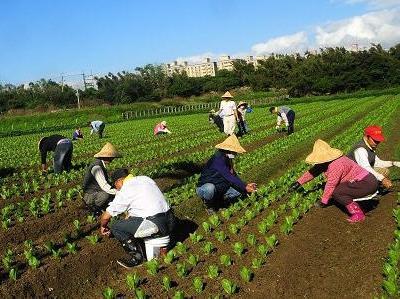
[219,100,236,117]
[91,160,117,195]
[106,176,170,218]
[353,147,393,181]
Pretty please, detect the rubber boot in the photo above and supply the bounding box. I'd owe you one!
[345,202,365,223]
[117,239,145,269]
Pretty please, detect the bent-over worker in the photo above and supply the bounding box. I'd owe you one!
[100,168,175,269]
[82,142,121,215]
[290,139,378,223]
[269,106,295,135]
[197,135,257,213]
[89,120,106,138]
[348,125,400,191]
[38,134,73,174]
[154,121,171,135]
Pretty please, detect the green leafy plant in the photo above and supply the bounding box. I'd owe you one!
[221,209,232,220]
[209,214,221,228]
[66,242,77,254]
[202,221,211,234]
[175,242,187,255]
[246,234,257,246]
[102,287,116,299]
[221,278,237,295]
[73,219,81,233]
[2,248,14,271]
[162,275,171,291]
[281,216,294,235]
[257,244,268,256]
[215,230,227,243]
[251,258,264,269]
[258,221,269,234]
[9,267,18,281]
[240,266,253,282]
[193,277,204,294]
[164,250,176,264]
[233,242,245,256]
[176,262,188,278]
[203,241,215,255]
[266,234,279,250]
[146,259,159,275]
[187,254,199,267]
[229,224,239,235]
[51,248,62,260]
[135,288,146,299]
[172,290,185,299]
[189,232,204,244]
[86,234,100,245]
[86,215,96,224]
[220,254,232,267]
[207,264,219,279]
[126,272,140,290]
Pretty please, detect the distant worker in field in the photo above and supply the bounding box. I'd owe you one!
[72,127,84,140]
[154,120,172,136]
[347,125,400,192]
[82,142,121,215]
[100,168,175,269]
[38,134,73,174]
[237,101,249,136]
[88,120,106,138]
[217,91,237,135]
[290,139,378,223]
[208,109,224,133]
[197,135,257,213]
[269,105,295,135]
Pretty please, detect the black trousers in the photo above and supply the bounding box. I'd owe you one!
[287,110,295,135]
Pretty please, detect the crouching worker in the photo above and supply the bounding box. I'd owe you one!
[269,106,295,135]
[154,121,172,136]
[290,139,378,223]
[100,168,175,269]
[197,135,257,213]
[38,135,73,174]
[83,143,121,215]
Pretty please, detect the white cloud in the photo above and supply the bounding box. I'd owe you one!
[315,8,400,48]
[338,0,400,9]
[251,32,309,55]
[175,52,217,64]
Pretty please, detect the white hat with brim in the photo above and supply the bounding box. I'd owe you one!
[238,101,248,107]
[221,91,233,98]
[94,142,122,158]
[215,135,246,154]
[305,139,343,164]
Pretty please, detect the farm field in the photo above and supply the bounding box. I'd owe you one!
[0,94,399,298]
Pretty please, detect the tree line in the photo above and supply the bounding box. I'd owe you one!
[1,43,399,112]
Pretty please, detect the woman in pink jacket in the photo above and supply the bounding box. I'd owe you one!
[290,139,378,223]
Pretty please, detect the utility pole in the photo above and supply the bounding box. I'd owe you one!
[76,89,81,109]
[82,73,86,90]
[61,73,64,92]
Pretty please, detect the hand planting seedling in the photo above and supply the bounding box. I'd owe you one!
[162,275,171,291]
[233,242,245,256]
[220,254,232,267]
[146,259,160,275]
[126,272,141,290]
[240,266,253,282]
[221,278,237,295]
[193,277,204,294]
[207,264,219,279]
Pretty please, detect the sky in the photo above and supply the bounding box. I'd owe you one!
[1,0,400,86]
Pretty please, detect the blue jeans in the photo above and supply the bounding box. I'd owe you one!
[196,183,241,205]
[53,141,73,174]
[111,217,144,242]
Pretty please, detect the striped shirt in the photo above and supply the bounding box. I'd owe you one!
[297,156,369,204]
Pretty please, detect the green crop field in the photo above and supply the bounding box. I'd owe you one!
[0,94,399,298]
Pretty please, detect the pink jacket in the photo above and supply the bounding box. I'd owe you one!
[297,156,369,204]
[154,123,167,135]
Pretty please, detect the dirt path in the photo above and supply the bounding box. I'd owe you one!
[238,107,400,298]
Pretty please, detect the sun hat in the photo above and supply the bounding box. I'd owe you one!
[221,91,233,99]
[215,135,246,154]
[94,142,122,158]
[364,125,385,142]
[238,101,248,108]
[305,139,343,164]
[161,120,167,126]
[111,168,129,183]
[210,109,216,113]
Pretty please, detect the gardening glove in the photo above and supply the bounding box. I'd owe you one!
[289,181,301,192]
[275,125,280,131]
[393,161,400,167]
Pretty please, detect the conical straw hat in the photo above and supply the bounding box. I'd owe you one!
[221,91,233,98]
[305,139,343,164]
[94,142,122,158]
[215,135,246,153]
[238,101,248,107]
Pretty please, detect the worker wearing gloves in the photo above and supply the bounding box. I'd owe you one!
[82,142,121,215]
[348,125,400,191]
[217,91,237,135]
[100,168,175,269]
[290,139,378,223]
[197,135,257,213]
[154,120,172,135]
[88,120,106,138]
[269,106,295,135]
[38,134,73,174]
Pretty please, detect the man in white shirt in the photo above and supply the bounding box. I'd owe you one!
[100,168,175,269]
[269,106,296,135]
[347,125,400,190]
[82,143,121,215]
[218,91,237,135]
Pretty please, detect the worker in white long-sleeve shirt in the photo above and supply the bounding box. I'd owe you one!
[347,125,400,191]
[82,143,122,215]
[269,106,295,135]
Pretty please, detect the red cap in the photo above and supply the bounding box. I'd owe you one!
[364,125,385,142]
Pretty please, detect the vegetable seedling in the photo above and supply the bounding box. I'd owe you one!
[240,266,253,282]
[221,279,237,295]
[233,242,245,256]
[187,254,199,267]
[203,241,215,255]
[220,254,232,267]
[193,277,204,294]
[162,275,171,291]
[126,272,140,290]
[146,259,159,275]
[207,264,219,279]
[102,287,116,299]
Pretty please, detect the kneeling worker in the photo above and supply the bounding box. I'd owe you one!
[197,135,257,213]
[100,168,175,269]
[83,142,121,215]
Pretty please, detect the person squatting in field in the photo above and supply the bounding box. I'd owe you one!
[269,105,295,135]
[82,142,121,215]
[72,127,83,140]
[290,139,379,223]
[154,120,172,136]
[88,120,106,138]
[100,168,175,269]
[38,134,73,174]
[197,135,257,214]
[208,109,224,133]
[347,125,400,192]
[217,91,238,135]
